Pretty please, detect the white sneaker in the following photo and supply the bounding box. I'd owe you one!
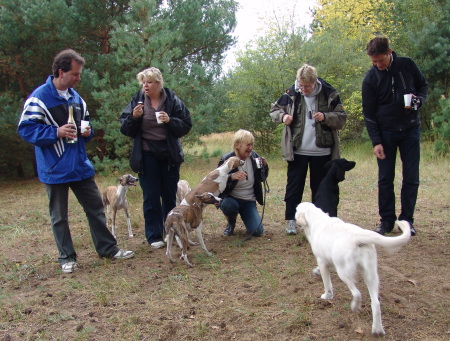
[61,261,78,274]
[150,241,165,249]
[113,249,135,259]
[285,220,297,235]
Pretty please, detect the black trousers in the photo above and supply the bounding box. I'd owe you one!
[284,154,331,220]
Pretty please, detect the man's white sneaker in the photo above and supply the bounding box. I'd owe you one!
[285,220,297,235]
[113,249,135,259]
[61,261,78,274]
[150,241,165,249]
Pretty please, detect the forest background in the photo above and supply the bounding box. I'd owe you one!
[0,0,449,179]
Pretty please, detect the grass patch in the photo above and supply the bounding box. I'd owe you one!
[0,135,449,340]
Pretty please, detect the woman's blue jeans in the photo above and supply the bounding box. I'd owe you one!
[220,196,263,236]
[377,125,420,226]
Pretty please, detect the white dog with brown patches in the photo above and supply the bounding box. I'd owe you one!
[176,180,191,206]
[183,156,243,205]
[165,156,244,267]
[295,202,411,336]
[102,174,138,239]
[165,192,221,267]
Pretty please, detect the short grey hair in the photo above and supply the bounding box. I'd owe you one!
[296,64,318,84]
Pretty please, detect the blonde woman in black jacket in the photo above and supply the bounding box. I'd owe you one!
[217,130,269,237]
[120,67,192,248]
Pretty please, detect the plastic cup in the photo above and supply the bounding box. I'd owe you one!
[80,120,89,133]
[155,111,163,124]
[404,94,413,107]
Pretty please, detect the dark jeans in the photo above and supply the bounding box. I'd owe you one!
[220,196,263,236]
[377,125,420,227]
[45,176,119,265]
[139,151,179,244]
[284,154,331,220]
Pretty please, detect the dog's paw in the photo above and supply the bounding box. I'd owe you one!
[372,325,385,336]
[312,266,321,276]
[351,296,362,313]
[321,292,333,300]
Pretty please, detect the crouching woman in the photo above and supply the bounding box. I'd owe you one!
[218,130,269,237]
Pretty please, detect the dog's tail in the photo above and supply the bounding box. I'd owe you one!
[165,212,189,246]
[360,220,411,253]
[101,189,108,207]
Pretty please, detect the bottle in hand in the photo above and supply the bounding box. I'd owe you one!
[66,105,78,143]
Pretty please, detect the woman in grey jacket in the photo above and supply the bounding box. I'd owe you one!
[269,64,346,235]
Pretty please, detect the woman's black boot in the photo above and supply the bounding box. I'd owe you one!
[223,215,237,236]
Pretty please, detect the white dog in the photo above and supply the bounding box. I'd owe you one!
[295,202,411,336]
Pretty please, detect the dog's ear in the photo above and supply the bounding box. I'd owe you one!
[117,176,123,183]
[336,168,345,181]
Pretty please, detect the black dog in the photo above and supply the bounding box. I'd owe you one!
[314,158,356,217]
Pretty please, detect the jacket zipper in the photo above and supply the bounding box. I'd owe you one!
[399,72,407,89]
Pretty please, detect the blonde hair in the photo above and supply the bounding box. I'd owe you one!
[136,67,164,90]
[296,64,318,83]
[232,129,254,155]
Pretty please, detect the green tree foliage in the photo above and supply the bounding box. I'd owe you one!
[89,0,238,168]
[301,22,371,139]
[0,92,35,177]
[0,0,74,96]
[223,17,308,154]
[0,0,76,177]
[1,0,448,178]
[0,0,237,177]
[309,0,449,134]
[431,96,450,155]
[311,0,394,40]
[398,0,450,130]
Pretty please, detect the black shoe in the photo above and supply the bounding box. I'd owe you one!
[374,223,393,235]
[223,215,237,236]
[223,224,235,236]
[397,221,416,236]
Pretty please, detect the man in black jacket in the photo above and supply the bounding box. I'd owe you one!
[362,36,428,236]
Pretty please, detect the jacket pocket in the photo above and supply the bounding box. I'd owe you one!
[315,122,334,148]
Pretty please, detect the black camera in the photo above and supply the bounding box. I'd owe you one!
[411,97,419,110]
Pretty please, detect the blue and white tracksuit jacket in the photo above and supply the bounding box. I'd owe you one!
[18,76,94,184]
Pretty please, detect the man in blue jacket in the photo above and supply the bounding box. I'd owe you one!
[362,36,428,236]
[18,49,134,273]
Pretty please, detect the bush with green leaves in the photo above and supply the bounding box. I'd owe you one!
[432,96,450,155]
